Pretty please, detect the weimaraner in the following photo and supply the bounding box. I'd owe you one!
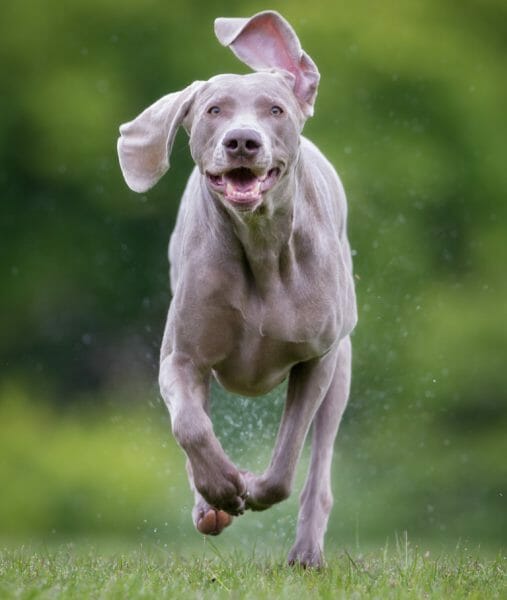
[117,10,357,568]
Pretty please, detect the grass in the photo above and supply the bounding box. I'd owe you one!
[0,540,504,599]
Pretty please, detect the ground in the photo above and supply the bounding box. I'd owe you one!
[0,543,504,599]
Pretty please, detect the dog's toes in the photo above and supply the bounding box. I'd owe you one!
[215,509,233,531]
[196,508,232,536]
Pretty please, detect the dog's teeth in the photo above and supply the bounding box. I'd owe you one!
[225,180,261,201]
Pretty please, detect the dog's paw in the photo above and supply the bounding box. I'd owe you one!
[193,462,247,516]
[287,543,325,569]
[241,470,290,511]
[193,500,233,536]
[241,470,269,511]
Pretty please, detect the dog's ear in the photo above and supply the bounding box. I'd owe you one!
[214,11,319,117]
[117,81,203,193]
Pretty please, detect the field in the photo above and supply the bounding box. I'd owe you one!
[1,542,504,599]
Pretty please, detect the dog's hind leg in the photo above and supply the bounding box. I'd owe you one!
[287,336,352,568]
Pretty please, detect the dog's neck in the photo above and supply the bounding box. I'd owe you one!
[207,171,298,294]
[234,201,294,292]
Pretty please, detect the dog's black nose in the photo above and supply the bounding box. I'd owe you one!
[223,129,262,157]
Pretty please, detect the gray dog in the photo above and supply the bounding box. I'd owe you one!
[118,11,357,568]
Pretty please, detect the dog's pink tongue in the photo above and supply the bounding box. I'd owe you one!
[225,169,261,200]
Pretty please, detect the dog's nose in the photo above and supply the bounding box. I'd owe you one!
[222,129,262,158]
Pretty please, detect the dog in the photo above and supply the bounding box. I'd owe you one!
[117,10,357,568]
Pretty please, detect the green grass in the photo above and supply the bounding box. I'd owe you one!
[0,542,504,599]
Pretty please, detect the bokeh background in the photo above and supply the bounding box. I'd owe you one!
[1,0,506,556]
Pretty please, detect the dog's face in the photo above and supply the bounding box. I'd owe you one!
[117,11,320,199]
[187,72,303,212]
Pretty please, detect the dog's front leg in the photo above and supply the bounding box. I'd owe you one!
[159,352,247,524]
[183,397,234,536]
[243,348,339,512]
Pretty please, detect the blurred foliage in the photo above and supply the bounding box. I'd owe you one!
[0,0,506,546]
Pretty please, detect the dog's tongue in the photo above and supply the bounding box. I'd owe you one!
[225,168,260,201]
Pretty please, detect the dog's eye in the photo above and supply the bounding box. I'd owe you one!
[208,106,221,115]
[270,105,283,116]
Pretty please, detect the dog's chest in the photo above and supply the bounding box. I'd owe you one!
[237,235,353,346]
[243,279,339,347]
[212,306,336,397]
[208,264,347,395]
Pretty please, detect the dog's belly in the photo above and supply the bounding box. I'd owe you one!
[211,322,336,396]
[213,368,287,397]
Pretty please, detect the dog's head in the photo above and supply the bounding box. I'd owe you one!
[118,11,319,212]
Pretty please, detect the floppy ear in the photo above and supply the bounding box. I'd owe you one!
[214,11,320,117]
[117,81,203,193]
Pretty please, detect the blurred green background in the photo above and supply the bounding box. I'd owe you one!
[1,0,506,556]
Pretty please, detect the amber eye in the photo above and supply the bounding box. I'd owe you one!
[270,105,283,116]
[208,106,221,115]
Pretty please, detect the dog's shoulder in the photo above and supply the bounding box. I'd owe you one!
[299,136,348,220]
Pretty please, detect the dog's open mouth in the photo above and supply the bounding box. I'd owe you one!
[206,167,280,206]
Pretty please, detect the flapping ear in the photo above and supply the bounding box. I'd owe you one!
[117,81,203,193]
[214,11,320,117]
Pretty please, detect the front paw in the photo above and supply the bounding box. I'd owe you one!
[193,463,247,516]
[241,471,268,511]
[241,470,290,511]
[193,498,233,536]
